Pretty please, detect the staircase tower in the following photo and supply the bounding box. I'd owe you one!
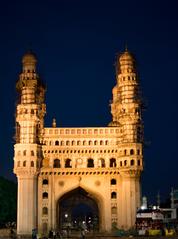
[110,49,144,228]
[14,52,46,235]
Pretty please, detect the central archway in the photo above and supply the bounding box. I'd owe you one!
[57,187,99,233]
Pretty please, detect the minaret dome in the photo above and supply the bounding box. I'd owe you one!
[117,49,136,74]
[22,51,37,72]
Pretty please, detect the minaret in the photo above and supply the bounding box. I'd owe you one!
[110,49,144,228]
[110,49,143,138]
[14,52,46,235]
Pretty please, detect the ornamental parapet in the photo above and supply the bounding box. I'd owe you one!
[40,167,120,176]
[13,168,39,177]
[44,127,120,136]
[119,168,142,178]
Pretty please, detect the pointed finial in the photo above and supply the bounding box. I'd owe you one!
[125,43,128,52]
[52,118,56,128]
[157,191,160,207]
[171,187,174,208]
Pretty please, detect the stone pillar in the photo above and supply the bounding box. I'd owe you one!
[48,175,52,230]
[38,176,42,233]
[51,174,56,230]
[120,172,141,229]
[17,175,37,235]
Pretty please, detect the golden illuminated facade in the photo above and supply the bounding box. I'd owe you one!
[14,49,144,236]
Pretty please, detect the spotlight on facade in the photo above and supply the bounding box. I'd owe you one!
[141,205,146,210]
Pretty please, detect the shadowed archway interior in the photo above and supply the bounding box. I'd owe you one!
[58,187,99,231]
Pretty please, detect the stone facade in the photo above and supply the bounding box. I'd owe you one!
[14,49,144,236]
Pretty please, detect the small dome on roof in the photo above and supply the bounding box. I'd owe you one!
[22,51,37,65]
[119,49,135,62]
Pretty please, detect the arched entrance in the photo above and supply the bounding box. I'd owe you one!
[57,187,99,233]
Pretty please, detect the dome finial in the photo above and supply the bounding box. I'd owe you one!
[52,118,56,128]
[125,42,128,52]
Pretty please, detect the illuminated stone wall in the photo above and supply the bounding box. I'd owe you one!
[14,49,144,235]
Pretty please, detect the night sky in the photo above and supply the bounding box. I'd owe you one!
[0,0,178,204]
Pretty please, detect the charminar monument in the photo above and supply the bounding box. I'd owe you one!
[13,48,144,236]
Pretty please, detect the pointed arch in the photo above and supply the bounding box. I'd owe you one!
[110,158,116,167]
[53,159,61,168]
[65,159,72,168]
[87,158,94,168]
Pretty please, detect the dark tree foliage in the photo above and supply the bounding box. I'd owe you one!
[0,177,17,226]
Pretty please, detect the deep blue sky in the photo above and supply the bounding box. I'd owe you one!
[0,0,177,204]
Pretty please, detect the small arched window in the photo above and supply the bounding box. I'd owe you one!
[31,150,35,156]
[94,140,97,145]
[77,141,81,146]
[138,160,141,166]
[87,158,94,168]
[124,160,127,166]
[23,150,27,156]
[61,141,64,146]
[100,140,103,145]
[23,161,26,167]
[120,161,122,167]
[110,158,116,167]
[111,179,116,185]
[111,192,117,199]
[89,141,92,146]
[137,149,140,155]
[130,149,134,155]
[42,207,48,215]
[71,140,75,146]
[42,179,48,185]
[66,141,70,146]
[124,149,127,155]
[65,159,72,168]
[131,159,135,166]
[42,192,48,199]
[98,158,105,168]
[31,161,34,167]
[105,140,109,145]
[55,140,59,146]
[53,159,60,168]
[83,141,87,146]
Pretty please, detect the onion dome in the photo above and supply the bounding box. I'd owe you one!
[22,51,37,64]
[119,49,135,66]
[119,48,134,60]
[116,48,136,74]
[22,51,37,72]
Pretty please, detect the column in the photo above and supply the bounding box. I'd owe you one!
[17,175,37,235]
